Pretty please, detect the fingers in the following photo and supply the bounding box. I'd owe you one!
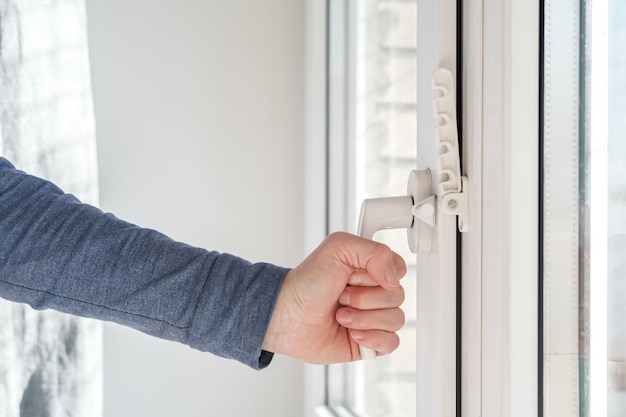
[338,285,405,310]
[350,330,400,356]
[336,307,405,332]
[347,264,406,287]
[337,306,405,357]
[328,232,406,357]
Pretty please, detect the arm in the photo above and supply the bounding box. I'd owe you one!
[0,157,406,368]
[0,157,286,369]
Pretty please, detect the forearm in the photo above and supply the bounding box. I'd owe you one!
[0,157,287,369]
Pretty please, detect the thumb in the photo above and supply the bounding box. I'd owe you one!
[325,232,405,289]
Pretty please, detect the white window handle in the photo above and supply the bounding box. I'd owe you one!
[356,169,435,360]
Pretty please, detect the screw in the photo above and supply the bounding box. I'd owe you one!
[447,199,458,209]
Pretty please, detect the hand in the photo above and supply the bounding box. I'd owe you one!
[262,232,406,364]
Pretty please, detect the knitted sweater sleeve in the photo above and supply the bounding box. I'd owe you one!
[0,157,288,369]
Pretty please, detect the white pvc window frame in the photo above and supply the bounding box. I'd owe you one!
[588,1,608,415]
[302,0,330,414]
[461,0,540,416]
[305,0,540,416]
[415,0,458,415]
[305,0,460,415]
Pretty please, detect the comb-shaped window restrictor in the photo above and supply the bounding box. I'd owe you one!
[354,68,468,360]
[432,68,469,232]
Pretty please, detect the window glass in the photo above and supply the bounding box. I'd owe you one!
[327,0,417,415]
[542,1,583,412]
[543,0,626,415]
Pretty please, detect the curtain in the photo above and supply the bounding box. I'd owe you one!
[0,1,102,416]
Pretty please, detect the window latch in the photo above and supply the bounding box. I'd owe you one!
[354,68,468,360]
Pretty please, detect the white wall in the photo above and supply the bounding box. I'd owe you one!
[85,1,306,416]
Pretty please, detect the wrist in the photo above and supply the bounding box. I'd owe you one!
[262,269,294,354]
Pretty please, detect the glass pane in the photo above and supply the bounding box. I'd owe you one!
[585,0,626,414]
[544,0,626,415]
[542,0,584,412]
[327,0,417,416]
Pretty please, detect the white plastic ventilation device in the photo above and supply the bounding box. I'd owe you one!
[356,68,468,360]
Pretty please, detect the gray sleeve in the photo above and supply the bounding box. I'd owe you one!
[0,157,288,369]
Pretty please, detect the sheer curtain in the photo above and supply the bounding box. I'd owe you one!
[0,1,102,416]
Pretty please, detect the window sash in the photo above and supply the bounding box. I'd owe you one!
[462,1,540,416]
[305,1,541,416]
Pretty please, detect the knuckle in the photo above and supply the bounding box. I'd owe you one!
[325,231,346,245]
[329,231,349,240]
[374,242,393,257]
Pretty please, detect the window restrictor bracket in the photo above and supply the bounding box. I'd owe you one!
[432,68,469,233]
